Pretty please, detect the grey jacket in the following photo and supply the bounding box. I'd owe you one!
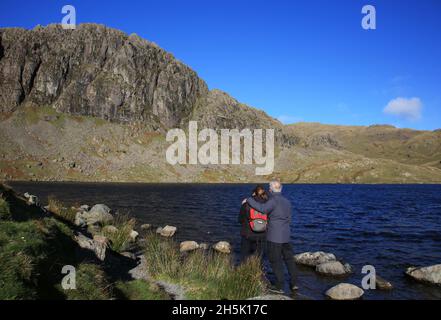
[247,192,292,243]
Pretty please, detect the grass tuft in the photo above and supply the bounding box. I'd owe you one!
[100,214,135,253]
[0,197,11,220]
[142,233,265,299]
[47,196,76,224]
[62,263,112,300]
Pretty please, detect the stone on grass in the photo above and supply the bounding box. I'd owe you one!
[140,223,151,230]
[180,241,199,252]
[213,241,231,254]
[74,212,86,227]
[102,225,118,234]
[75,233,108,261]
[130,230,139,241]
[82,204,113,225]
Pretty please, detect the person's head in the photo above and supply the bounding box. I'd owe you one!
[252,185,268,201]
[269,179,282,193]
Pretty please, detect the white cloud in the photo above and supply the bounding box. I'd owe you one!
[277,115,302,124]
[383,97,423,121]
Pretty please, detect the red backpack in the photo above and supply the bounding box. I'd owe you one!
[249,207,268,232]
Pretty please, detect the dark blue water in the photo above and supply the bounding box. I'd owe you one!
[9,182,441,300]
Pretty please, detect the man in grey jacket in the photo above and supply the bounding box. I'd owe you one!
[245,180,297,293]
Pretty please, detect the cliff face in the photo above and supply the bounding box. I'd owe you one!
[0,24,440,183]
[0,24,209,129]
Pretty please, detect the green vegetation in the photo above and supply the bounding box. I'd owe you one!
[0,197,11,220]
[62,263,112,300]
[0,217,76,299]
[115,280,169,300]
[143,232,265,300]
[0,183,266,300]
[100,214,135,253]
[47,195,77,224]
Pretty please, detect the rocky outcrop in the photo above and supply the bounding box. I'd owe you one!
[82,204,113,225]
[0,24,282,134]
[325,283,364,300]
[128,255,149,281]
[74,232,108,261]
[406,264,441,286]
[0,24,208,129]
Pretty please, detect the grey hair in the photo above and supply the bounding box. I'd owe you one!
[269,180,282,192]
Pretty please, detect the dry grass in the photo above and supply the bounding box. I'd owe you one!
[47,196,76,223]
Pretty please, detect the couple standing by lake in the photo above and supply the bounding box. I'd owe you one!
[239,180,297,294]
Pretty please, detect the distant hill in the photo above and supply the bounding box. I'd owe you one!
[1,24,440,183]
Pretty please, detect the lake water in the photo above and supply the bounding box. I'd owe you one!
[9,182,441,300]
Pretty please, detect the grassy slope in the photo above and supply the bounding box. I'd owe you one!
[0,183,164,300]
[1,106,440,183]
[0,183,264,300]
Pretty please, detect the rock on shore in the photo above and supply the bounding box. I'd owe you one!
[180,241,199,252]
[156,225,177,237]
[213,241,231,254]
[82,204,114,225]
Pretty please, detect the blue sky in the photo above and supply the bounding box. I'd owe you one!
[1,0,440,130]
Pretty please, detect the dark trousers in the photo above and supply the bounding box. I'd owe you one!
[267,241,296,290]
[240,237,265,261]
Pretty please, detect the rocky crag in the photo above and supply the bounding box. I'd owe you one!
[1,24,441,183]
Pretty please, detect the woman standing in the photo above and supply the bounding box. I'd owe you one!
[238,185,268,261]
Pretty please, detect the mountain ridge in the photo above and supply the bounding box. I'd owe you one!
[1,24,440,183]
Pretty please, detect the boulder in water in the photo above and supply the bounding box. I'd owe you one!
[406,264,441,285]
[294,251,337,267]
[316,261,352,276]
[375,275,393,290]
[325,283,364,300]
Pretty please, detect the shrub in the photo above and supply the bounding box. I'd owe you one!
[143,232,181,278]
[0,197,11,220]
[216,255,265,299]
[100,214,135,253]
